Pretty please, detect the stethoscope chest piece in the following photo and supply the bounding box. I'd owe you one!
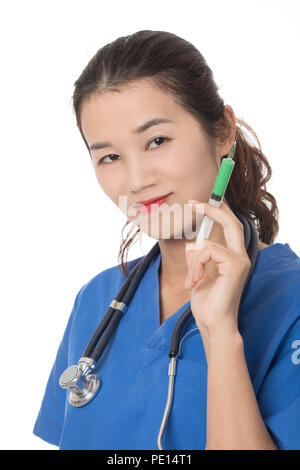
[59,357,101,407]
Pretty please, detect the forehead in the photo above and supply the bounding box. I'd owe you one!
[80,80,181,144]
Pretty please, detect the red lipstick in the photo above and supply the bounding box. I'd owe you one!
[134,193,172,213]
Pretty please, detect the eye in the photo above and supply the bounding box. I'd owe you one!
[96,136,171,165]
[97,154,120,165]
[147,136,171,150]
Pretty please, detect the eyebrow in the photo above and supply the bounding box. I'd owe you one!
[89,118,175,151]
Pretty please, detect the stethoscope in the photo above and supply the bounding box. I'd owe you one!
[59,212,259,450]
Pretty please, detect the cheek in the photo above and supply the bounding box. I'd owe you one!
[168,137,207,175]
[166,151,202,185]
[167,149,217,203]
[163,148,193,181]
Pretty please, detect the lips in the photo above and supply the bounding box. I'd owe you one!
[135,193,172,206]
[134,193,172,213]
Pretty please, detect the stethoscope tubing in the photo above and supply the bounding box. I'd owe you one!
[64,212,260,448]
[83,242,160,361]
[83,213,259,364]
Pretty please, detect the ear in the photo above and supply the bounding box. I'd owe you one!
[215,105,237,161]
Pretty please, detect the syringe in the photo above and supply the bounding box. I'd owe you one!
[195,140,237,248]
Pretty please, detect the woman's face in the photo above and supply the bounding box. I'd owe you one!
[80,79,231,241]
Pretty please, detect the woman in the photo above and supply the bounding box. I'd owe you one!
[33,30,300,450]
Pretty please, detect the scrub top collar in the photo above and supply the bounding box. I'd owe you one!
[140,250,195,352]
[141,243,295,352]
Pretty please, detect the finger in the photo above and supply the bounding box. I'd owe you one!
[192,254,205,283]
[190,250,204,283]
[185,269,205,289]
[188,200,245,255]
[193,239,248,273]
[185,253,205,289]
[185,249,198,287]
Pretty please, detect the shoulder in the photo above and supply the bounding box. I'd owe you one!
[74,254,144,310]
[241,242,300,352]
[250,242,300,307]
[62,254,145,361]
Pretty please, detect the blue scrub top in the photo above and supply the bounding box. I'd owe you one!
[33,243,300,450]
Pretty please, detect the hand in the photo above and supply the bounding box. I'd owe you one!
[184,199,251,335]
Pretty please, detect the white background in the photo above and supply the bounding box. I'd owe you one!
[0,0,299,450]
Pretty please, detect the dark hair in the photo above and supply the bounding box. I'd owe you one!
[72,30,279,277]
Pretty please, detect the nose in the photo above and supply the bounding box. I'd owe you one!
[126,155,156,195]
